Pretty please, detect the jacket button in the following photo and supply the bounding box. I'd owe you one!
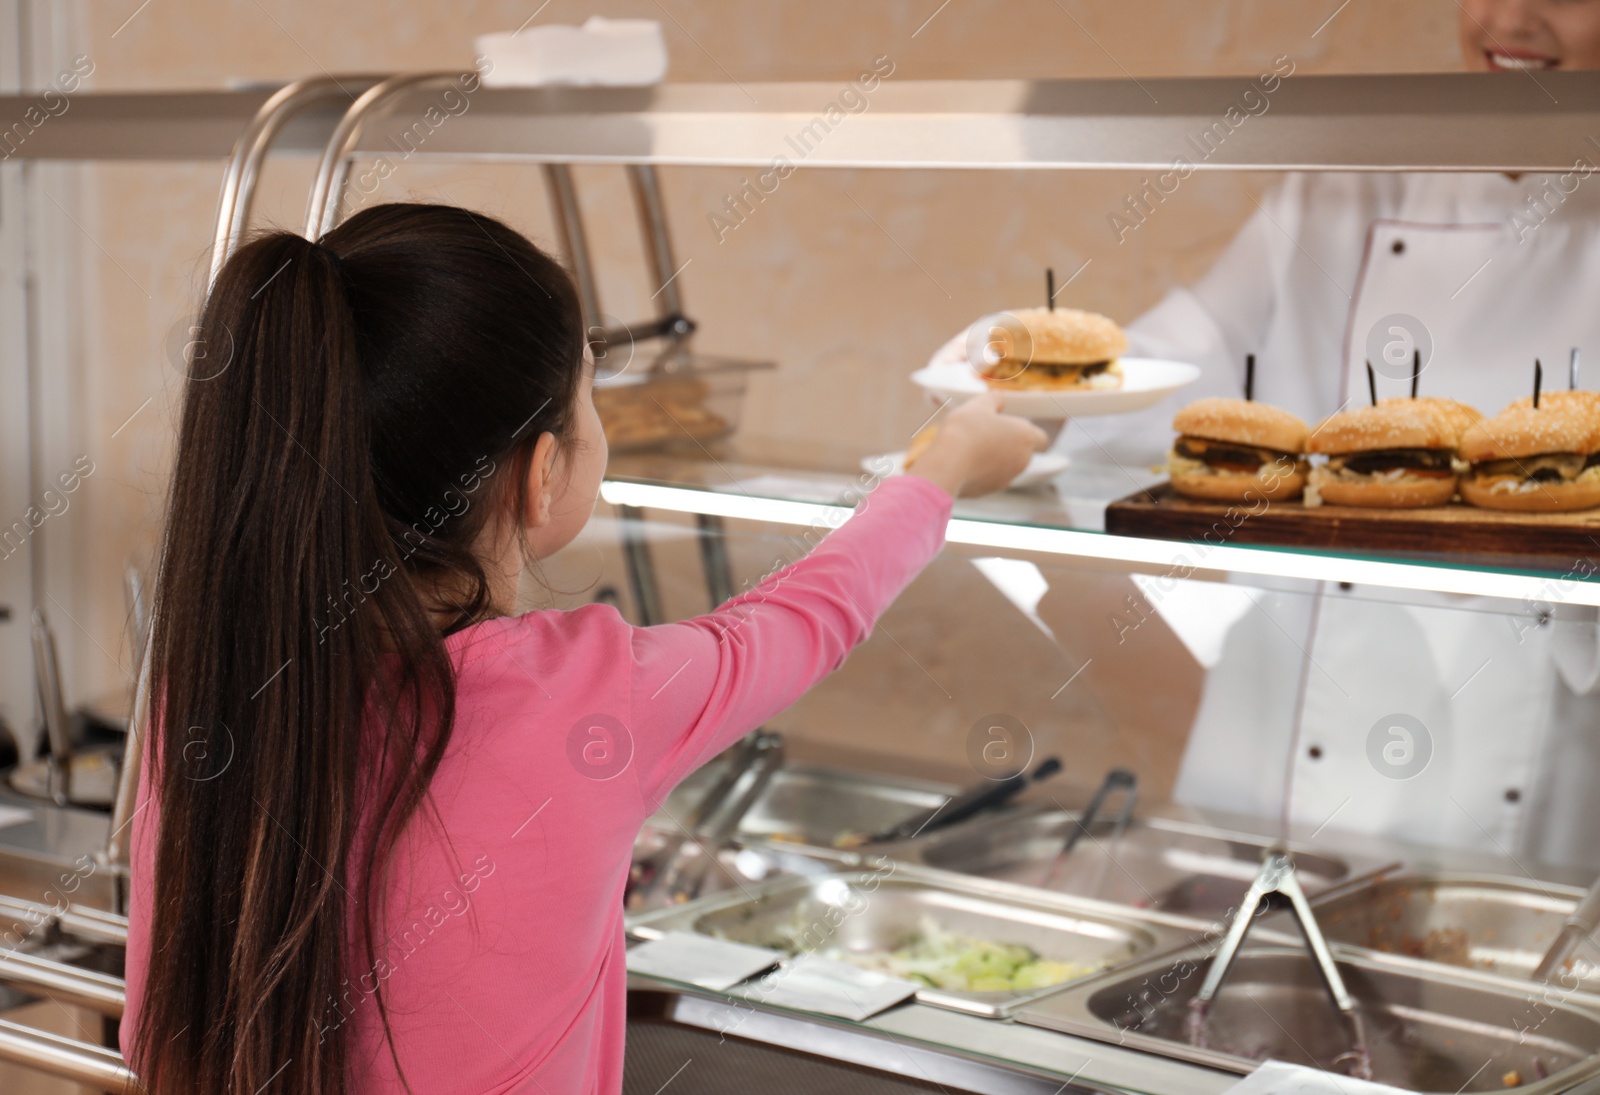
[1391,239,1406,254]
[1308,745,1323,760]
[1505,788,1521,803]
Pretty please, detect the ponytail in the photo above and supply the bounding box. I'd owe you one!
[135,204,584,1093]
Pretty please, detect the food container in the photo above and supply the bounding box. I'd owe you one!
[1016,944,1600,1093]
[593,353,771,453]
[910,805,1396,918]
[626,820,850,913]
[626,865,1204,1018]
[1308,872,1600,994]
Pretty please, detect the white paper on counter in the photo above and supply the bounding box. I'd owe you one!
[1223,1060,1413,1095]
[0,805,34,830]
[625,931,782,992]
[744,955,919,1021]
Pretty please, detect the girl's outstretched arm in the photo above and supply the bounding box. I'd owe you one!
[626,473,953,809]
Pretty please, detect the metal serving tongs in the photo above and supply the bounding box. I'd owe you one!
[631,731,786,909]
[1533,872,1600,984]
[838,757,1063,849]
[1040,768,1137,889]
[1193,845,1373,1078]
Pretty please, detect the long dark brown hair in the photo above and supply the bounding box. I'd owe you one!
[135,203,584,1093]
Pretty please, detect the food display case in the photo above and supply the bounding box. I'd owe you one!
[11,67,1600,1093]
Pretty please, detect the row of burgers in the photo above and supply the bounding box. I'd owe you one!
[1166,392,1600,511]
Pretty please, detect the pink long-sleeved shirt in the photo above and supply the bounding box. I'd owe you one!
[120,473,953,1093]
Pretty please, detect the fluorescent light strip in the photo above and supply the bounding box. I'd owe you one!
[600,480,1600,608]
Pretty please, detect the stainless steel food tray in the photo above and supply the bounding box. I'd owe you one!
[626,864,1206,1019]
[649,763,954,851]
[1306,871,1600,996]
[1016,944,1600,1093]
[908,804,1398,919]
[734,765,954,848]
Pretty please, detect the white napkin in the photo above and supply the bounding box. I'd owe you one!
[476,17,668,88]
[1223,1060,1413,1095]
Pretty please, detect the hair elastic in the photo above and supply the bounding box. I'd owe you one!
[315,240,346,278]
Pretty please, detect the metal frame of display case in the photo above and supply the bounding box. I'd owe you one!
[8,69,1600,1089]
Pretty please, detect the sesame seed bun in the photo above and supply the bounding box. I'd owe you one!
[1458,401,1597,462]
[1172,398,1309,454]
[1306,401,1458,454]
[1170,462,1307,503]
[1308,468,1458,508]
[1500,390,1600,452]
[1377,396,1482,444]
[992,307,1128,366]
[1507,389,1600,415]
[1459,475,1600,512]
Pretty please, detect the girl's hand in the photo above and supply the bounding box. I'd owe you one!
[905,393,1050,498]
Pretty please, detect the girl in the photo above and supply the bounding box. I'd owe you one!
[120,202,1044,1093]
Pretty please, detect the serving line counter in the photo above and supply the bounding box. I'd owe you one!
[623,759,1600,1094]
[7,68,1600,1090]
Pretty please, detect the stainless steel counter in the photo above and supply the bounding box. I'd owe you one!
[627,762,1600,1093]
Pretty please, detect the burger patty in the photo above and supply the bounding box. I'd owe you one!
[1036,359,1111,378]
[1472,452,1600,482]
[990,359,1111,381]
[1327,448,1455,477]
[1173,436,1291,473]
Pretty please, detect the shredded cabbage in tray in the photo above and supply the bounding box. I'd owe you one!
[739,912,1106,994]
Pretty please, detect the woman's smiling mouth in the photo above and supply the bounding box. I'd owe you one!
[1486,48,1559,69]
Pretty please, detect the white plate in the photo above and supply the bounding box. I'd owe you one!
[864,451,1070,490]
[911,357,1201,419]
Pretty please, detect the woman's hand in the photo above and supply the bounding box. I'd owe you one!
[905,393,1050,498]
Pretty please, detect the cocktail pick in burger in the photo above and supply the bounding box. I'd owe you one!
[975,307,1127,392]
[1167,397,1310,502]
[1458,390,1600,512]
[1305,400,1463,508]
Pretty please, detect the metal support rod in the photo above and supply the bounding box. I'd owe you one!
[0,1017,135,1091]
[695,513,735,609]
[123,564,149,682]
[209,75,382,288]
[617,504,664,627]
[57,906,130,948]
[625,164,688,330]
[30,612,71,807]
[303,72,469,240]
[0,951,125,1018]
[542,163,606,335]
[0,895,129,948]
[104,625,151,913]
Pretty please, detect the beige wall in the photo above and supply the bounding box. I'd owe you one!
[39,2,1461,785]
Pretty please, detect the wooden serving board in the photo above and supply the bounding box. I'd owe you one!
[1105,483,1600,575]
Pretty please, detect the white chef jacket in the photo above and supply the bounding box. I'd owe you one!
[1136,172,1600,869]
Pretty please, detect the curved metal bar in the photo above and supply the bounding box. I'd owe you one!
[0,951,125,1018]
[0,1017,135,1090]
[208,75,383,288]
[103,622,150,900]
[304,72,471,238]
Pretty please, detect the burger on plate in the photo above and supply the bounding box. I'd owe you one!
[1305,401,1461,507]
[1167,398,1310,502]
[976,307,1127,391]
[1458,396,1600,512]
